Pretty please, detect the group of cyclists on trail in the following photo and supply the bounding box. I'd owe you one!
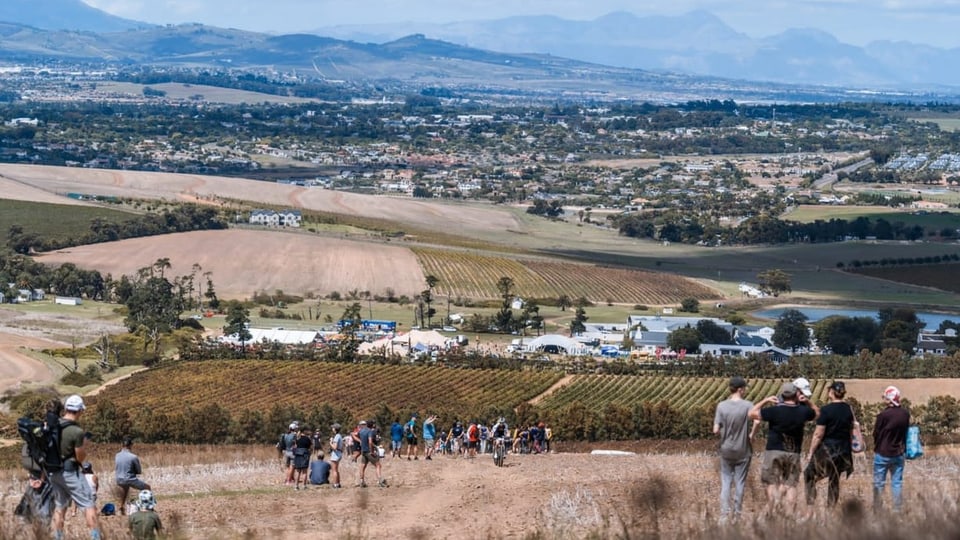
[390,414,552,459]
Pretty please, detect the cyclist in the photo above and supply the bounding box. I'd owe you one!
[492,417,509,454]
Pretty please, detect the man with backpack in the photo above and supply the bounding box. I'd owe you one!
[48,395,102,540]
[403,414,419,461]
[278,422,299,485]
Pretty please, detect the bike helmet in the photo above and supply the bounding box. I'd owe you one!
[137,490,157,511]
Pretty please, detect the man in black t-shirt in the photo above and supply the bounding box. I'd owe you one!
[750,382,819,513]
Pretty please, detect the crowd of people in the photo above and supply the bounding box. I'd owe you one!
[16,394,162,540]
[275,414,555,489]
[714,376,912,521]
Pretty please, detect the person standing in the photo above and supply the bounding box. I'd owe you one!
[390,419,404,458]
[873,385,910,512]
[404,414,419,461]
[115,436,151,515]
[423,415,437,460]
[359,420,386,487]
[750,382,819,513]
[279,422,299,486]
[48,395,102,540]
[804,381,855,510]
[328,423,343,489]
[713,376,757,521]
[292,427,313,490]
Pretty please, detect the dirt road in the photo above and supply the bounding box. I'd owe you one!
[0,331,58,394]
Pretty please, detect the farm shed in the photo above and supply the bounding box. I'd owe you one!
[55,296,83,306]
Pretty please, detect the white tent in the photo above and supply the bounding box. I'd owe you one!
[525,334,589,355]
[392,330,449,348]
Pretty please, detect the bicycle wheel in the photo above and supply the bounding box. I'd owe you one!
[494,446,504,467]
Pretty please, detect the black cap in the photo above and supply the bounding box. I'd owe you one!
[830,381,846,393]
[122,436,134,447]
[729,376,747,390]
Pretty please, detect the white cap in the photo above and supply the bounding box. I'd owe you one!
[792,378,813,398]
[64,395,85,412]
[289,422,299,430]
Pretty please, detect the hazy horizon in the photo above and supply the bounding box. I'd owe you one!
[83,0,960,49]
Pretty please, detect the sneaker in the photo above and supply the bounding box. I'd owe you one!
[414,456,418,460]
[360,481,367,488]
[425,456,432,460]
[378,479,388,488]
[407,457,411,461]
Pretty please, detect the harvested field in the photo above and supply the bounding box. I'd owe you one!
[35,229,426,299]
[845,378,960,405]
[0,164,520,237]
[3,443,958,539]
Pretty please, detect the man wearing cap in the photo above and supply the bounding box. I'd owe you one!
[115,436,150,515]
[873,385,909,511]
[713,376,759,521]
[750,382,819,513]
[279,422,299,485]
[49,394,102,540]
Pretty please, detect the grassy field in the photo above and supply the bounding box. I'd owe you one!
[852,263,960,294]
[0,199,137,244]
[911,116,960,132]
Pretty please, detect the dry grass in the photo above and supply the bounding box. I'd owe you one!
[3,445,959,539]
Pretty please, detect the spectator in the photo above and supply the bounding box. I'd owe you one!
[750,382,819,514]
[310,451,331,486]
[279,422,299,486]
[49,395,102,540]
[423,415,438,460]
[466,421,480,458]
[714,376,757,521]
[15,471,54,527]
[359,420,386,488]
[804,381,855,511]
[128,489,162,540]
[115,436,151,516]
[293,427,313,490]
[390,419,404,458]
[873,385,910,512]
[328,423,343,489]
[74,461,99,517]
[404,414,419,461]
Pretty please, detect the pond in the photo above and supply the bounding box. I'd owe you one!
[753,306,960,329]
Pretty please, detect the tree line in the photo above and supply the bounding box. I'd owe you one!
[7,204,227,255]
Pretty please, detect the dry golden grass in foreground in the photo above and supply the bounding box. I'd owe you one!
[1,444,959,539]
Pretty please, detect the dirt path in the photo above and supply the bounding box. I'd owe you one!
[0,331,59,394]
[528,374,576,406]
[88,368,148,396]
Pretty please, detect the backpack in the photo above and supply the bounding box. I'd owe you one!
[404,422,414,439]
[906,425,923,459]
[17,416,74,473]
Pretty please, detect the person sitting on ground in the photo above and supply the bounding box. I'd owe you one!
[128,489,162,540]
[115,436,150,516]
[309,451,331,485]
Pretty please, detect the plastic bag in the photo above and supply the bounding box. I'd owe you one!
[906,425,923,459]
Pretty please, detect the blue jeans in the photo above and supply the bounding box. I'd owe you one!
[873,454,905,511]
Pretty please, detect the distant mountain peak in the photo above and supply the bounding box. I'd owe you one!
[0,0,149,32]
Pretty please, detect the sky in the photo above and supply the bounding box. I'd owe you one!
[82,0,960,49]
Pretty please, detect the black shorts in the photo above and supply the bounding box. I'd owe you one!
[406,437,417,446]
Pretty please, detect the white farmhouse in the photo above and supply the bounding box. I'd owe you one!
[249,209,302,228]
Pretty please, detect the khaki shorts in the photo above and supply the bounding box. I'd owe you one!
[362,452,379,465]
[761,450,802,486]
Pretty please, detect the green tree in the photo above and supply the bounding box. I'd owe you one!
[223,301,252,352]
[338,302,363,361]
[696,320,732,344]
[123,266,184,357]
[556,294,572,312]
[814,316,880,355]
[667,326,702,354]
[570,306,588,336]
[679,297,700,313]
[773,309,811,352]
[757,269,792,297]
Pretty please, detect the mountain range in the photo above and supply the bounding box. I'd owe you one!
[1,0,959,95]
[316,10,960,89]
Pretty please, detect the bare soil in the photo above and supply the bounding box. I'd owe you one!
[0,164,520,236]
[35,229,427,299]
[19,442,958,540]
[844,378,960,405]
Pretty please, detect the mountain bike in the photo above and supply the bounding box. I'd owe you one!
[492,437,506,467]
